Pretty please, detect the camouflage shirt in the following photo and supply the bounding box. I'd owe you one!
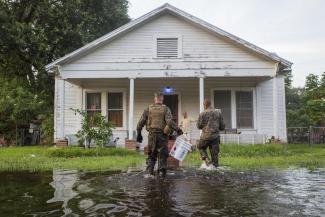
[197,107,225,140]
[137,103,177,133]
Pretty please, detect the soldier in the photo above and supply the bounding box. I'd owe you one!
[136,92,183,176]
[197,99,225,167]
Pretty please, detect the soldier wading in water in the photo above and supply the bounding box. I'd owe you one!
[136,92,183,176]
[197,99,225,168]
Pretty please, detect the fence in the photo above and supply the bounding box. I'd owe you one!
[287,127,325,144]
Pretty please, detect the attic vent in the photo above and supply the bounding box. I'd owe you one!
[156,38,178,58]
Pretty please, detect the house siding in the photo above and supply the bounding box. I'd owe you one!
[54,77,82,139]
[60,13,276,79]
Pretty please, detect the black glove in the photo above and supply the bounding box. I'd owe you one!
[176,128,183,136]
[136,131,143,143]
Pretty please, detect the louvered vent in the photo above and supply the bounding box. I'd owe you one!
[156,38,178,58]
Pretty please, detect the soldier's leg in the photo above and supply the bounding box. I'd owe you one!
[146,133,158,175]
[209,137,220,167]
[157,134,168,176]
[198,139,210,164]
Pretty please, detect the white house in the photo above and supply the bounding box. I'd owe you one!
[46,3,292,146]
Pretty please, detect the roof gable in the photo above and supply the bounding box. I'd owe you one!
[46,3,292,71]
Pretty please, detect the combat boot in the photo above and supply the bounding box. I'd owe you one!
[158,168,167,178]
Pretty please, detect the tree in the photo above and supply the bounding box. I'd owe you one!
[304,72,325,126]
[0,78,45,143]
[305,74,319,91]
[0,0,130,142]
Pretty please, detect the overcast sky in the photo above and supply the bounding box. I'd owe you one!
[128,0,325,87]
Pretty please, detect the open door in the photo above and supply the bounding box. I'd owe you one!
[163,94,179,125]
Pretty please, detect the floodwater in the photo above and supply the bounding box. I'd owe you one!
[0,167,324,217]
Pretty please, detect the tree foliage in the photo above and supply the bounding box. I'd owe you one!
[0,0,129,142]
[286,72,325,127]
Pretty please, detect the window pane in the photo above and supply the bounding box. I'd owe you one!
[214,90,231,128]
[87,93,101,110]
[108,110,123,127]
[108,93,123,109]
[236,91,253,129]
[107,92,123,127]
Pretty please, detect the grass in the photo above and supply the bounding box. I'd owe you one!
[184,144,325,170]
[0,146,145,172]
[1,144,324,172]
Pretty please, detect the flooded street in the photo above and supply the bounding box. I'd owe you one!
[0,168,324,217]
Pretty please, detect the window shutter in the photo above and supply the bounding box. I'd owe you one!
[156,38,178,58]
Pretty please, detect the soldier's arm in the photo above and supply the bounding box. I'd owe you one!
[136,107,149,132]
[219,113,225,131]
[196,113,204,129]
[165,107,177,130]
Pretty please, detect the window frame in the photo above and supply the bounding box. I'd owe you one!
[153,34,183,59]
[235,90,254,129]
[107,91,125,128]
[211,87,256,130]
[85,92,102,114]
[83,88,126,130]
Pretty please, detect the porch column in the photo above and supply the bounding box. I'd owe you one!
[273,76,278,139]
[128,77,135,140]
[199,76,205,112]
[60,79,65,139]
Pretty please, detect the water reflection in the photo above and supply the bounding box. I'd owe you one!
[0,168,324,216]
[47,169,79,216]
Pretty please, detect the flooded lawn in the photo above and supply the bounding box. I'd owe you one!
[0,168,324,217]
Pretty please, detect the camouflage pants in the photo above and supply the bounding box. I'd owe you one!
[147,132,169,175]
[197,137,220,166]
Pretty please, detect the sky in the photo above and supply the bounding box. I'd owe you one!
[128,0,325,87]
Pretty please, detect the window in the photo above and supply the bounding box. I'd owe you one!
[214,90,231,129]
[236,91,253,129]
[156,38,178,58]
[86,93,101,118]
[107,92,123,127]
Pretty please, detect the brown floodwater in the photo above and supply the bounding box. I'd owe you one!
[0,167,324,217]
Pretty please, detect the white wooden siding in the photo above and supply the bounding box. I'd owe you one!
[60,14,276,78]
[276,75,287,141]
[54,77,83,139]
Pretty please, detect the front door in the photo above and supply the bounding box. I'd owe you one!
[163,94,179,125]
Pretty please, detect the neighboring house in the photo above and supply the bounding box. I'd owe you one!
[46,3,292,146]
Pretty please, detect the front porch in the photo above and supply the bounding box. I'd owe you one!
[55,76,280,146]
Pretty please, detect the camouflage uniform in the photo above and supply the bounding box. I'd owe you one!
[137,103,178,175]
[197,107,225,166]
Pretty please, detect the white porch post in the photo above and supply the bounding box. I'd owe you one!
[128,78,135,140]
[273,76,278,139]
[199,76,205,112]
[60,79,65,139]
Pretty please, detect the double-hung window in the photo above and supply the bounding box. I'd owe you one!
[86,93,101,118]
[213,89,254,129]
[107,92,124,127]
[236,91,253,129]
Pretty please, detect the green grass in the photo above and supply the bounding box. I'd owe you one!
[185,144,325,170]
[0,146,145,172]
[1,144,325,172]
